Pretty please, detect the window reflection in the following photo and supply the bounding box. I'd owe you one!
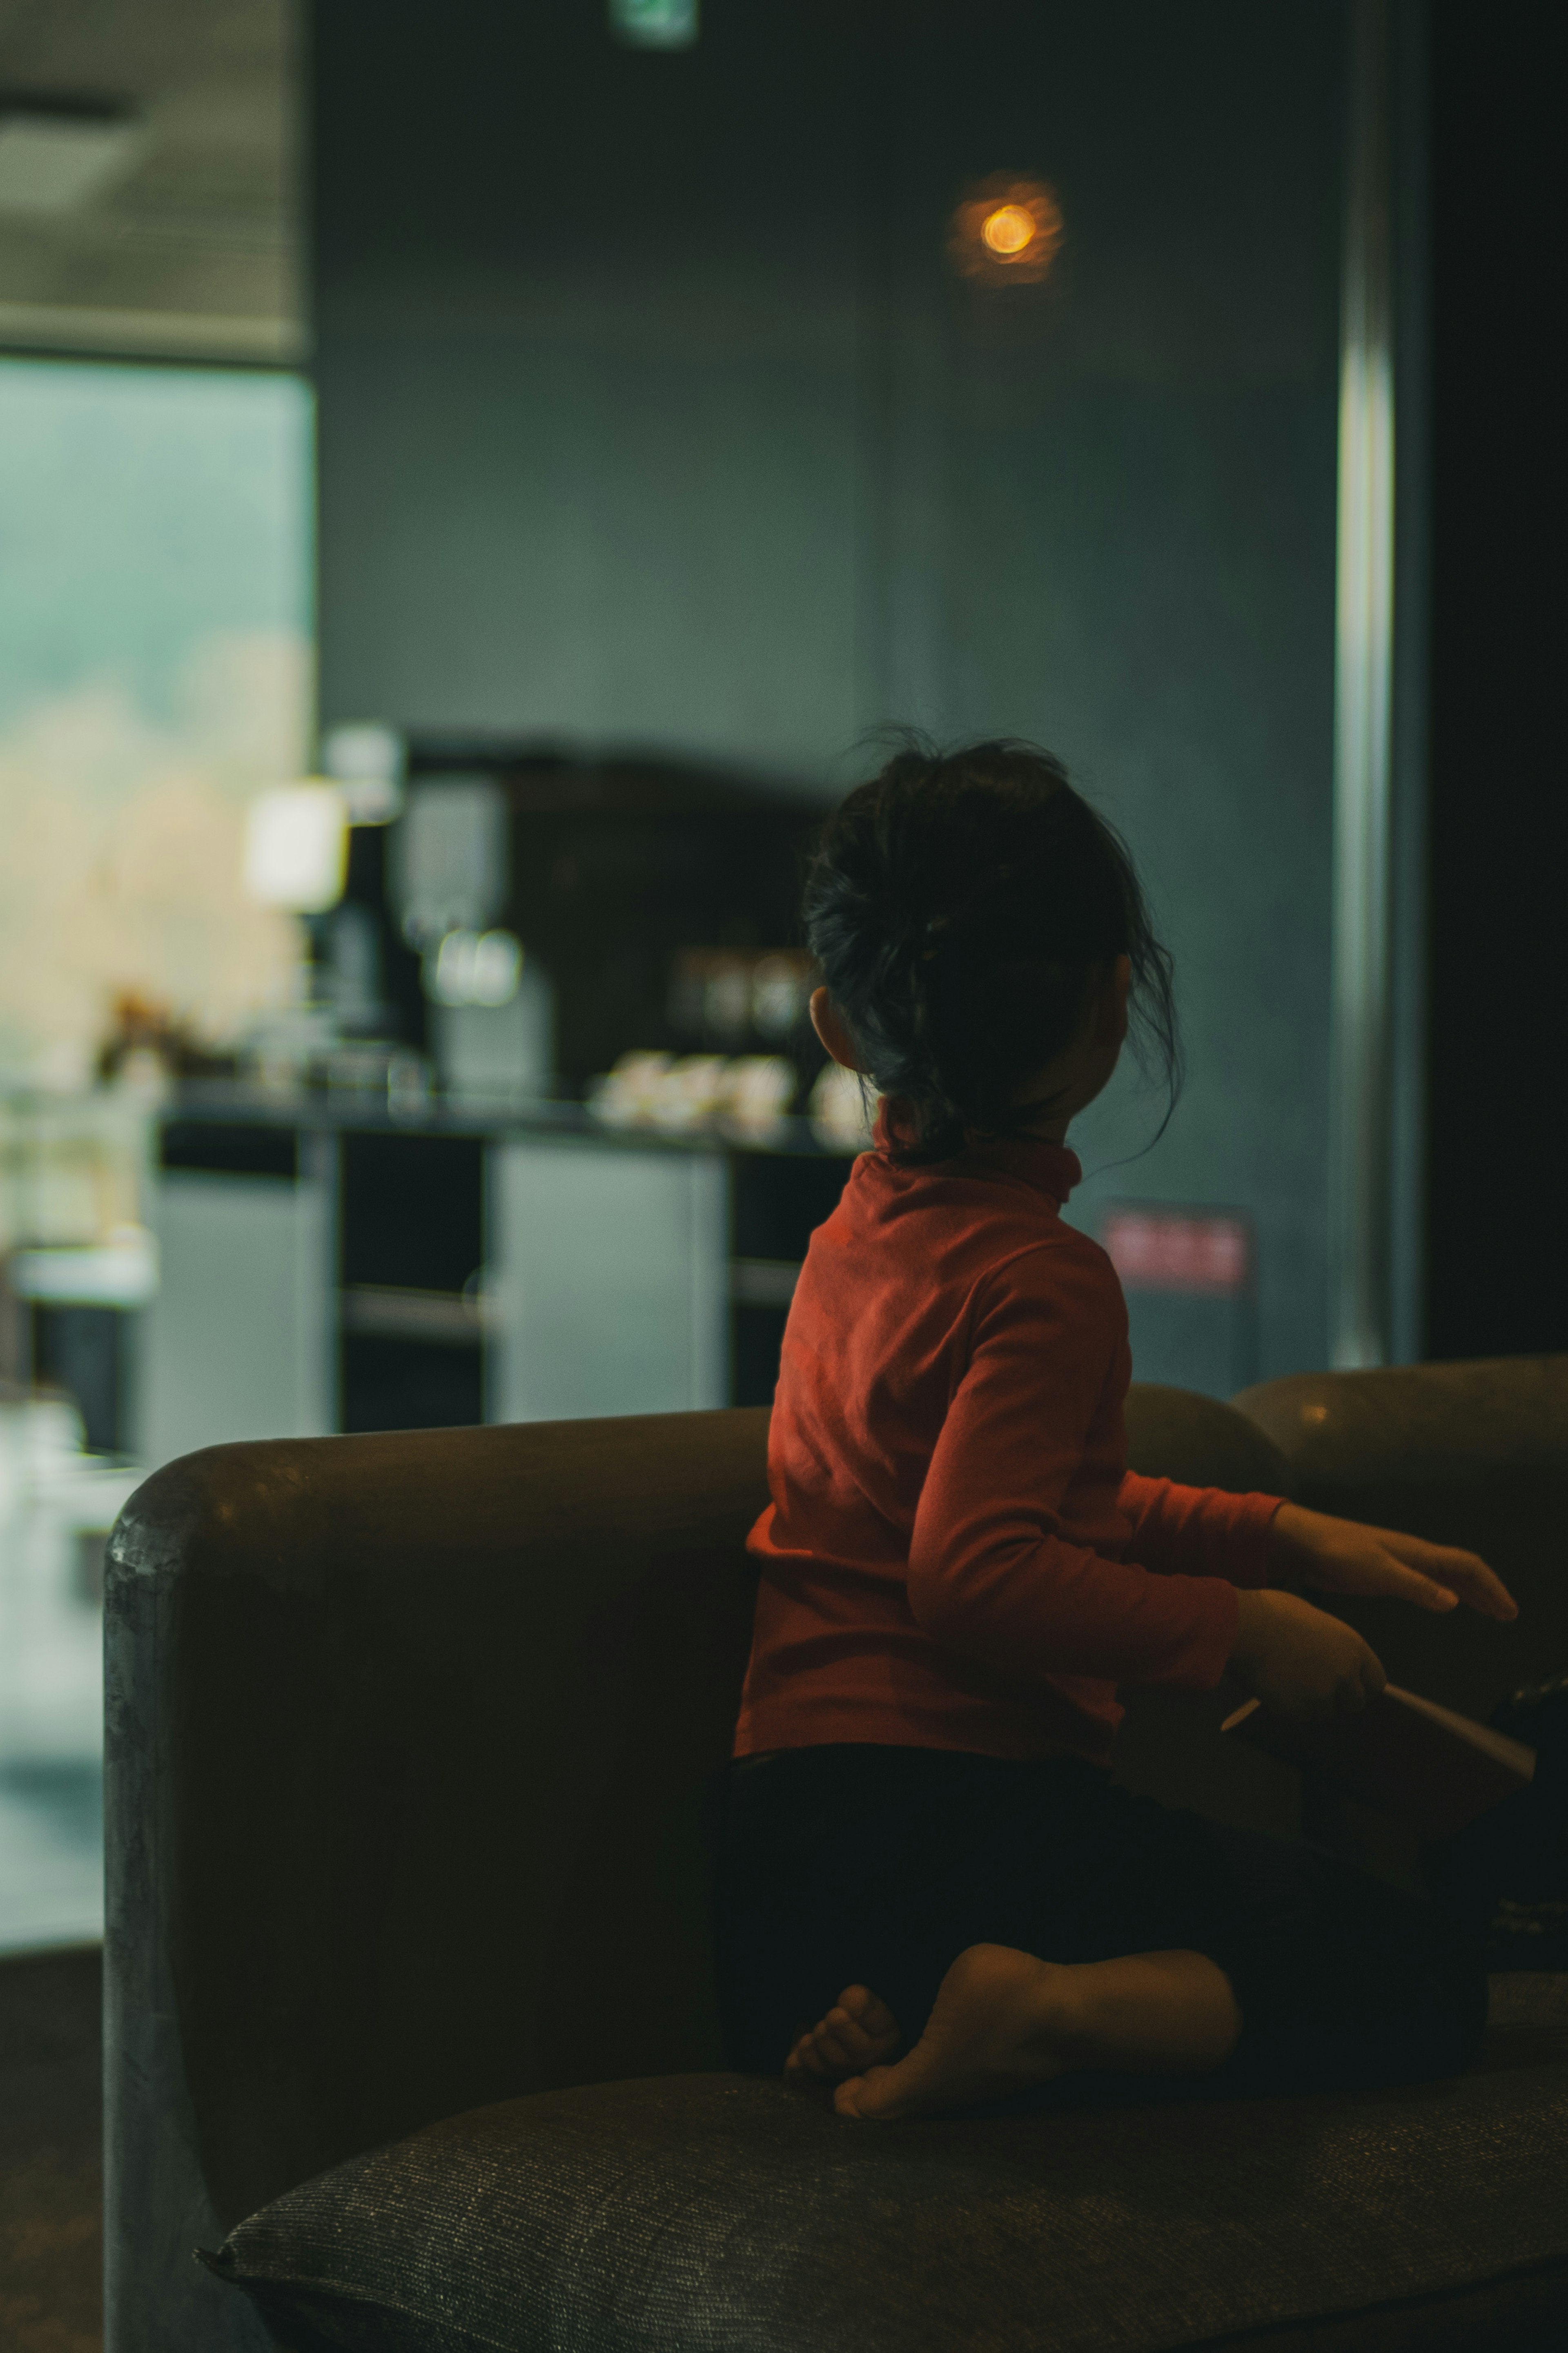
[0,357,310,1950]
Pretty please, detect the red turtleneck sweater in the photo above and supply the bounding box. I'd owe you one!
[733,1127,1282,1769]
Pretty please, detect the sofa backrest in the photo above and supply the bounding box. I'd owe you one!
[1235,1356,1568,1719]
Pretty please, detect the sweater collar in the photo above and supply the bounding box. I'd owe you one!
[873,1104,1082,1207]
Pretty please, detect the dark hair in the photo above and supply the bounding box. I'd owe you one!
[803,736,1179,1164]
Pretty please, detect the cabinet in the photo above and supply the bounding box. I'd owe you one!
[137,1125,334,1471]
[487,1139,727,1423]
[137,1106,854,1469]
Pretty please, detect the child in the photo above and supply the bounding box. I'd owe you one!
[716,739,1519,2123]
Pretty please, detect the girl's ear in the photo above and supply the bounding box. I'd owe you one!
[810,987,865,1071]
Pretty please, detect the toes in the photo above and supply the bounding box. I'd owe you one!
[785,1991,905,2088]
[811,2015,872,2069]
[833,2063,910,2122]
[785,2026,828,2078]
[845,2048,953,2122]
[839,1984,901,2044]
[793,2018,865,2075]
[824,2005,871,2043]
[833,2075,866,2118]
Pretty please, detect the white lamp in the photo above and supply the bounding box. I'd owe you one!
[243,783,350,913]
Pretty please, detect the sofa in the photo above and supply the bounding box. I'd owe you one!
[103,1361,1568,2353]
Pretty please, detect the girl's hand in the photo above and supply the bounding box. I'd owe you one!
[1267,1502,1518,1622]
[1229,1589,1385,1722]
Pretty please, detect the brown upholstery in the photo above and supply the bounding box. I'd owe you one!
[107,1409,769,2352]
[207,1985,1568,2353]
[1233,1356,1568,1885]
[1234,1356,1568,1719]
[103,1369,1568,2351]
[1123,1380,1290,1497]
[1118,1359,1568,1865]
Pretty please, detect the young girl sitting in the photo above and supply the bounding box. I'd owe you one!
[717,738,1518,2123]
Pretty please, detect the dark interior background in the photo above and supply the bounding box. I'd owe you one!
[312,0,1470,1385]
[1424,0,1566,1363]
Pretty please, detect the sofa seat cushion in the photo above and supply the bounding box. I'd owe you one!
[206,1976,1568,2353]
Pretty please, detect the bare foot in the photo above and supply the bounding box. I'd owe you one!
[835,1942,1241,2122]
[785,1984,902,2085]
[835,1945,1080,2121]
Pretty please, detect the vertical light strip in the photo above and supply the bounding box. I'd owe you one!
[1328,0,1395,1370]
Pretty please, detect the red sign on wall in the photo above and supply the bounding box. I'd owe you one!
[1102,1208,1252,1297]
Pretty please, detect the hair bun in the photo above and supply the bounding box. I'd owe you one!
[802,736,1178,1164]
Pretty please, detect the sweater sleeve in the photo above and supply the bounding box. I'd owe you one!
[905,1241,1241,1692]
[1119,1472,1283,1589]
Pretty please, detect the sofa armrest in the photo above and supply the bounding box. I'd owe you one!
[105,1410,769,2353]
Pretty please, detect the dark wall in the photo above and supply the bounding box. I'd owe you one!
[313,0,864,781]
[312,0,1344,1382]
[1424,2,1567,1361]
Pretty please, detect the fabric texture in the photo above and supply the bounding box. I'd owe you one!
[715,1743,1488,2097]
[203,1976,1568,2353]
[737,1127,1280,1768]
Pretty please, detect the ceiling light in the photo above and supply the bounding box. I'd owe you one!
[0,100,146,217]
[610,0,698,49]
[982,204,1038,258]
[949,175,1065,287]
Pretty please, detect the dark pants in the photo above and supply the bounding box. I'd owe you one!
[715,1744,1489,2111]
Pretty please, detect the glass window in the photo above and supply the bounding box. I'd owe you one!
[0,356,312,1952]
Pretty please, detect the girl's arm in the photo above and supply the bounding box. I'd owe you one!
[1119,1472,1281,1588]
[906,1241,1245,1691]
[1123,1482,1515,1624]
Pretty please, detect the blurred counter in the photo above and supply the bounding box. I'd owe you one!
[138,1081,860,1470]
[158,1075,860,1158]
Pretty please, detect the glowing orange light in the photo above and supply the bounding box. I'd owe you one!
[982,203,1036,258]
[948,175,1064,286]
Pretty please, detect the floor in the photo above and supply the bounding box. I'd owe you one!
[0,1395,140,1954]
[0,1942,102,2353]
[0,1761,104,1954]
[0,1400,123,2349]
